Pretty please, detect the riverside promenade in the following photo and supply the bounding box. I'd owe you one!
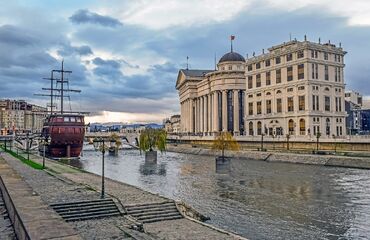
[0,150,245,240]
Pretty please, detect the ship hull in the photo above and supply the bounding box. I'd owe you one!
[41,114,85,159]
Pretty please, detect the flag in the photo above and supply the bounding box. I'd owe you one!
[230,35,235,40]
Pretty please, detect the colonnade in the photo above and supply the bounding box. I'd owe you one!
[181,90,245,136]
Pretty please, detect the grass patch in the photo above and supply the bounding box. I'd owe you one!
[1,146,44,170]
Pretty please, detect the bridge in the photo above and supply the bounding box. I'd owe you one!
[85,132,140,149]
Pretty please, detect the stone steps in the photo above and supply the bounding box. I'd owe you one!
[50,198,121,222]
[125,201,183,224]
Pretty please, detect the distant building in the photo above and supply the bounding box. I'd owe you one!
[345,91,370,134]
[0,99,47,134]
[164,114,181,133]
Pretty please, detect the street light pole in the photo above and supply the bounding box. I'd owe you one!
[101,139,105,199]
[93,138,106,199]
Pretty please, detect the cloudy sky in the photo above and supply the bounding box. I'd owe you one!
[1,0,370,123]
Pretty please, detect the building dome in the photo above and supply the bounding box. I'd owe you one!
[219,51,245,63]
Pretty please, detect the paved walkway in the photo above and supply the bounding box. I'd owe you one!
[5,152,243,240]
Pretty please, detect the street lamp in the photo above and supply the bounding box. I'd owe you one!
[42,136,50,169]
[93,137,114,199]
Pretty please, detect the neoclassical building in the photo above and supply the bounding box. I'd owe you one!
[245,39,346,138]
[176,50,246,135]
[176,38,347,138]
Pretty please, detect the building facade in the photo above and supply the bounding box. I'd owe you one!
[164,114,181,133]
[0,99,47,134]
[176,38,347,138]
[176,51,246,136]
[245,40,347,138]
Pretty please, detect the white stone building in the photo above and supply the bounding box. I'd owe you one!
[245,39,347,138]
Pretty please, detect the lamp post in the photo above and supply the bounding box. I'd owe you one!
[26,133,30,160]
[93,138,105,198]
[42,136,50,169]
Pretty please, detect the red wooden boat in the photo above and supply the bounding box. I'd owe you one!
[37,61,86,159]
[42,114,85,158]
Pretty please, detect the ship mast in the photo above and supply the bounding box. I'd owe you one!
[35,60,82,115]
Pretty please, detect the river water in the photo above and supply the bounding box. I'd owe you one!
[74,147,370,239]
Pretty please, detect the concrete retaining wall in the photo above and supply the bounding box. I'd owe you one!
[167,145,370,169]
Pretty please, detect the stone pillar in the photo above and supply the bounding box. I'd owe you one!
[200,97,204,134]
[233,90,240,136]
[208,94,211,135]
[189,99,194,133]
[213,91,219,133]
[222,90,227,132]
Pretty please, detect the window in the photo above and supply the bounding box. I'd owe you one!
[256,74,261,87]
[266,92,271,96]
[248,65,252,71]
[312,95,319,111]
[299,119,306,135]
[311,63,318,79]
[228,65,232,70]
[298,64,304,79]
[256,93,261,97]
[325,65,329,80]
[336,97,342,112]
[288,119,295,135]
[298,50,304,58]
[275,56,281,64]
[287,53,293,61]
[276,98,282,113]
[257,101,262,114]
[64,117,70,122]
[257,121,262,135]
[256,62,261,69]
[276,69,281,83]
[288,97,294,112]
[265,59,271,67]
[325,96,330,111]
[248,102,253,115]
[287,88,293,92]
[287,66,293,81]
[276,90,282,94]
[248,94,253,98]
[324,52,328,60]
[311,50,318,58]
[248,76,253,89]
[299,96,305,111]
[298,86,305,90]
[266,72,271,85]
[266,100,272,114]
[249,122,254,135]
[335,67,341,82]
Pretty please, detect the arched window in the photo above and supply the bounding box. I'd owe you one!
[276,90,282,94]
[299,119,305,135]
[266,92,271,96]
[249,122,254,136]
[257,121,262,135]
[326,118,331,135]
[288,119,295,135]
[325,87,330,91]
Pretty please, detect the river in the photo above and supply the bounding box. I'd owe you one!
[73,147,370,239]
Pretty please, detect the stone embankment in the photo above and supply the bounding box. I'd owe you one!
[0,150,247,240]
[167,145,370,169]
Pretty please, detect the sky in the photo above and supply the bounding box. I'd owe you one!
[1,0,370,124]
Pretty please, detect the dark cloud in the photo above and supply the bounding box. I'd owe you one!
[58,44,93,56]
[69,9,123,27]
[0,25,36,46]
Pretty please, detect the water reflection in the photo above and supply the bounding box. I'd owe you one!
[75,149,370,239]
[139,161,167,176]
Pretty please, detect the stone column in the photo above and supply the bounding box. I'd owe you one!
[233,90,240,136]
[208,94,211,135]
[200,97,204,134]
[222,90,228,132]
[213,91,219,133]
